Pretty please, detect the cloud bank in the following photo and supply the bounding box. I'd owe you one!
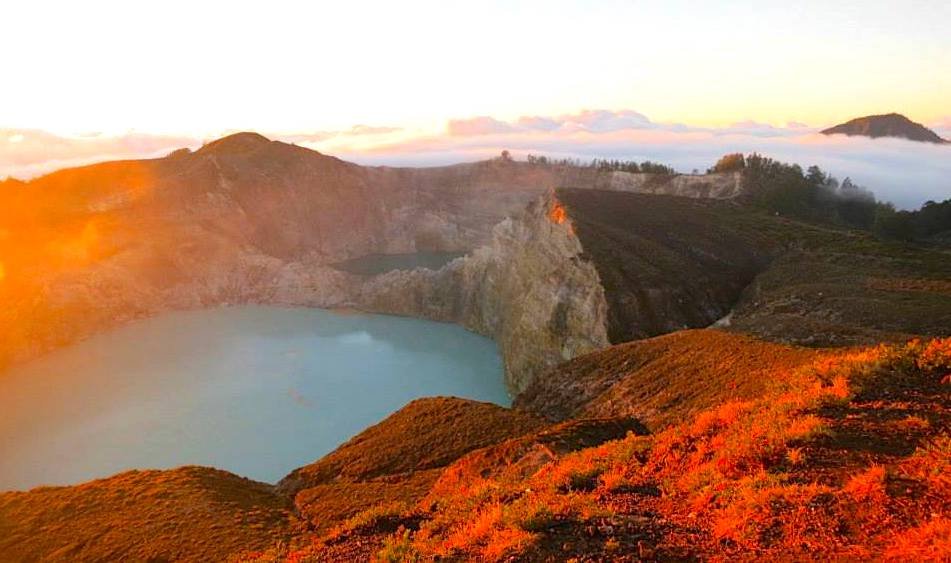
[1,129,198,180]
[313,111,951,209]
[4,110,949,209]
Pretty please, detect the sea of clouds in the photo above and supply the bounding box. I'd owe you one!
[3,110,949,209]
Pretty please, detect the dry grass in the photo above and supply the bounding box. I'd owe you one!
[885,517,951,561]
[868,277,951,296]
[355,337,951,561]
[278,397,546,496]
[517,328,824,429]
[0,467,297,562]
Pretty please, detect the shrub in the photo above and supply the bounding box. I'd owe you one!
[896,434,950,498]
[374,528,419,563]
[786,447,806,466]
[842,466,888,503]
[598,464,631,492]
[482,527,534,560]
[892,415,931,431]
[327,501,408,540]
[916,338,951,373]
[708,153,745,173]
[505,498,556,532]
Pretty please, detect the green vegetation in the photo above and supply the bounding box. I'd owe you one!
[873,199,951,241]
[520,149,949,244]
[525,153,676,174]
[735,152,951,241]
[708,152,746,173]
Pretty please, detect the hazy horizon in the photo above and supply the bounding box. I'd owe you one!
[5,1,950,208]
[4,109,949,209]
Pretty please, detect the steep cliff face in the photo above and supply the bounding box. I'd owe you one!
[10,137,946,401]
[604,170,743,198]
[556,189,784,343]
[359,193,611,394]
[356,188,798,392]
[357,185,951,396]
[0,136,744,371]
[360,164,742,252]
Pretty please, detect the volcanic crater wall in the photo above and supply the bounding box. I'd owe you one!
[556,188,783,344]
[0,135,745,374]
[358,192,611,394]
[356,188,788,393]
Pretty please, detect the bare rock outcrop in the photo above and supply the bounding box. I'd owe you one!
[357,188,789,393]
[359,193,611,394]
[604,170,743,198]
[0,135,746,371]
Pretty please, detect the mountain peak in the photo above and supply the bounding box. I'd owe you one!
[197,132,272,155]
[821,113,946,143]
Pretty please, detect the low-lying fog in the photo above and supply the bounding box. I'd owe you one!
[4,110,949,210]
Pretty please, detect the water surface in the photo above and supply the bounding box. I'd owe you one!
[0,306,505,491]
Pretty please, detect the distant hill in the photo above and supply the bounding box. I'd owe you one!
[821,113,946,143]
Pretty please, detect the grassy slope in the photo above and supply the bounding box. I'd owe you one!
[276,397,546,532]
[0,398,546,561]
[5,189,950,561]
[0,467,297,563]
[557,188,782,343]
[275,338,950,561]
[730,237,951,346]
[558,187,951,348]
[516,329,823,430]
[278,398,546,494]
[6,337,948,562]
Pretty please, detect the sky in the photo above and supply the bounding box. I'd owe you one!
[2,0,949,135]
[1,0,949,207]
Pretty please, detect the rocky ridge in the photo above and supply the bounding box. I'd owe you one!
[0,135,740,382]
[358,193,611,393]
[357,186,951,392]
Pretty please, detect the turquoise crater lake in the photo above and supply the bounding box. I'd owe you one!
[0,306,507,491]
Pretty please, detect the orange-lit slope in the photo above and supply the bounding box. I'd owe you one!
[280,338,950,562]
[0,466,296,562]
[516,328,823,430]
[277,397,546,530]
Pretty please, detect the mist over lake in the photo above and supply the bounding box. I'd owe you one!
[0,306,506,491]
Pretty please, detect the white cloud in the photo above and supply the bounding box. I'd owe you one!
[447,116,515,136]
[0,129,198,179]
[551,110,656,133]
[3,111,949,210]
[322,111,950,209]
